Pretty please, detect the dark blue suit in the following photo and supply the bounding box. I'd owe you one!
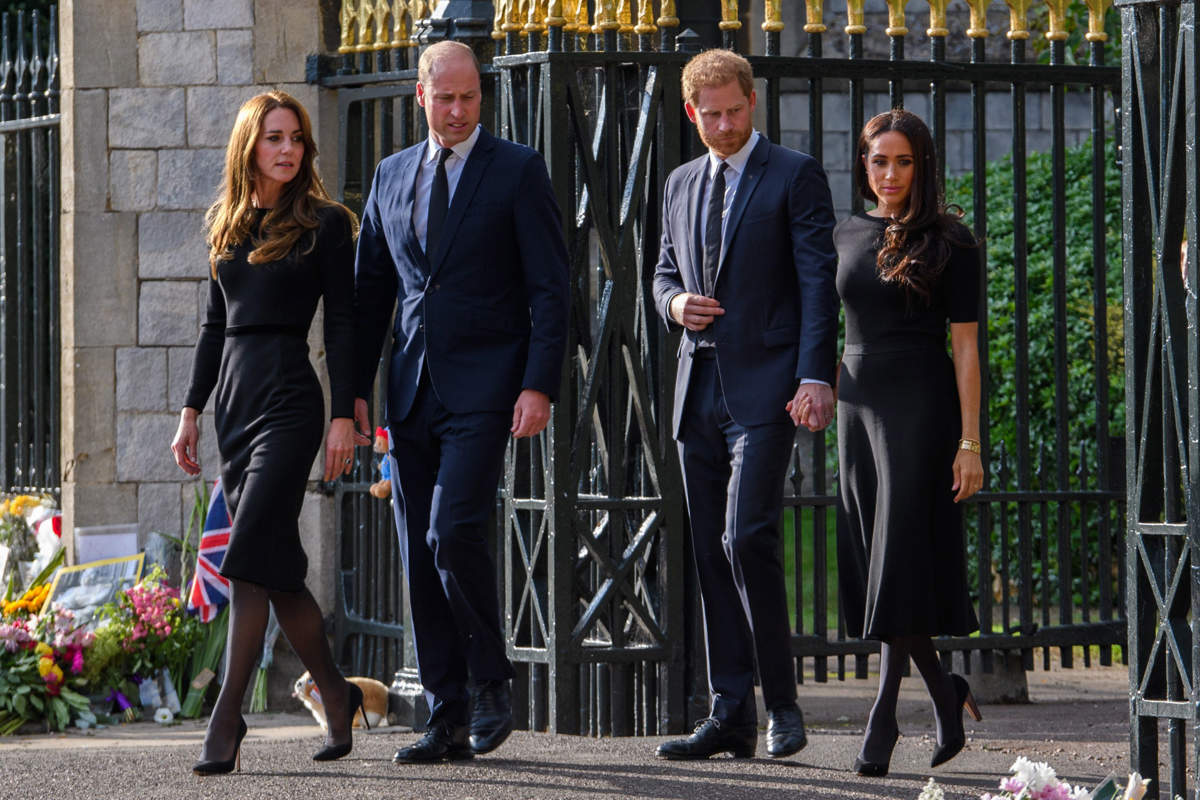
[354,127,568,726]
[652,135,837,724]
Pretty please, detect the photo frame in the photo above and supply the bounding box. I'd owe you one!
[46,553,146,629]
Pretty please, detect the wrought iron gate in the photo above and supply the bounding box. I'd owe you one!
[0,8,60,495]
[1119,0,1199,796]
[320,0,1125,737]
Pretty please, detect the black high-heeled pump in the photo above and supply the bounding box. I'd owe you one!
[930,673,983,768]
[192,716,248,776]
[853,725,899,777]
[313,682,368,762]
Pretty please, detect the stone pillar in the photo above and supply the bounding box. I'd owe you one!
[60,0,339,616]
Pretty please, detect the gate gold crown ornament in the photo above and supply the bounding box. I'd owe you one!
[965,0,989,37]
[1085,0,1111,42]
[339,0,357,52]
[1003,0,1031,39]
[763,0,785,33]
[636,1,658,35]
[719,0,741,31]
[803,0,825,33]
[884,0,908,37]
[926,0,949,37]
[1044,0,1069,40]
[658,0,679,29]
[845,0,866,36]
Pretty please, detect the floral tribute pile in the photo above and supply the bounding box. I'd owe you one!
[918,760,1159,800]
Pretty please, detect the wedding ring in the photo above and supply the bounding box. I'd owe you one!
[343,457,352,465]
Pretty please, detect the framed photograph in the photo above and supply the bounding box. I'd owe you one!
[1090,775,1121,800]
[46,553,146,629]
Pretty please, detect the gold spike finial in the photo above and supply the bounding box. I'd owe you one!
[339,0,358,53]
[525,0,547,33]
[845,0,866,35]
[763,0,785,32]
[393,0,410,46]
[493,0,507,39]
[618,0,635,33]
[926,0,948,37]
[355,0,376,52]
[547,0,567,28]
[884,0,907,36]
[596,0,620,31]
[1044,0,1069,39]
[1003,0,1031,38]
[636,1,658,34]
[374,0,391,49]
[966,0,989,36]
[803,0,825,33]
[659,0,679,27]
[1084,0,1111,41]
[503,0,523,31]
[719,0,741,30]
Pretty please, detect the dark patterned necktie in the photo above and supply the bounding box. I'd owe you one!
[703,161,728,297]
[425,146,453,257]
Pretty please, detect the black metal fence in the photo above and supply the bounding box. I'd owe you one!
[1119,0,1199,796]
[318,0,1125,737]
[0,8,59,494]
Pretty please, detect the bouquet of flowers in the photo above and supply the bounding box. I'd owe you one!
[918,760,1155,800]
[0,607,95,734]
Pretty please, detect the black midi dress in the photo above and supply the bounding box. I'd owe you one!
[184,206,355,592]
[834,212,980,639]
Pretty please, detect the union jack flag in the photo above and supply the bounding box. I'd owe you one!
[187,480,231,623]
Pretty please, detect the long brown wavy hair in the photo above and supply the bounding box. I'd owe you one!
[205,91,356,277]
[853,109,975,306]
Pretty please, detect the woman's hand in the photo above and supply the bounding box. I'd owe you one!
[951,449,983,503]
[324,417,358,481]
[171,408,202,476]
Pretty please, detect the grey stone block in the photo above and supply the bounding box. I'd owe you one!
[168,346,204,412]
[1064,89,1093,130]
[945,92,973,131]
[253,0,321,83]
[822,93,852,132]
[217,29,253,85]
[62,212,138,348]
[116,347,168,411]
[198,412,221,480]
[139,212,208,279]
[157,149,223,210]
[986,130,1014,164]
[944,130,972,176]
[904,92,930,122]
[985,90,1014,130]
[61,346,117,486]
[780,92,808,130]
[138,31,216,86]
[109,88,186,149]
[61,0,138,89]
[185,0,253,29]
[61,483,139,561]
[139,482,183,548]
[138,0,183,32]
[61,90,109,215]
[110,150,157,212]
[1026,129,1052,157]
[298,491,335,608]
[827,170,853,210]
[187,85,261,147]
[117,412,183,482]
[139,280,201,346]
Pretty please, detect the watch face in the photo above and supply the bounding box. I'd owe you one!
[1089,776,1121,800]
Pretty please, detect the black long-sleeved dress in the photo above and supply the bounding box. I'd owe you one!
[184,206,355,592]
[834,212,981,639]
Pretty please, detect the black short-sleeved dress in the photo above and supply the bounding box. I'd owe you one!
[834,212,981,639]
[184,206,355,592]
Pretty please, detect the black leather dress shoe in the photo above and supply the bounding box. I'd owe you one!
[765,704,808,758]
[469,681,513,755]
[655,717,757,760]
[393,720,473,763]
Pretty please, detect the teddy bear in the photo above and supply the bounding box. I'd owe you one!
[368,426,392,499]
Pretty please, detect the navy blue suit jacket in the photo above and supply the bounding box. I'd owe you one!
[354,127,569,421]
[652,136,838,438]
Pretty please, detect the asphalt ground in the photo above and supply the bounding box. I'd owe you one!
[0,664,1134,800]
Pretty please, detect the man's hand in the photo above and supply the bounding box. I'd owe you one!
[352,397,373,446]
[669,293,725,331]
[785,383,835,431]
[512,389,551,438]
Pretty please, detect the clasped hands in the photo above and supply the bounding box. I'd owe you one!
[670,292,834,432]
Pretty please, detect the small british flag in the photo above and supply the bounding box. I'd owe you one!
[186,480,232,623]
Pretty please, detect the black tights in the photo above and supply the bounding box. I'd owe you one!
[858,635,957,763]
[200,580,350,761]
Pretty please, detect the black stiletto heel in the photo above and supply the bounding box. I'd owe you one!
[853,726,899,777]
[313,682,367,761]
[930,673,982,768]
[193,716,247,776]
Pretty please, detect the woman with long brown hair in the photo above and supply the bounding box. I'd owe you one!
[829,109,984,776]
[170,91,367,775]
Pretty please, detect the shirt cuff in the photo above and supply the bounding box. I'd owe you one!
[799,378,830,387]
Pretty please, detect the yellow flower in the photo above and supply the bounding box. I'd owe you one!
[34,642,52,657]
[0,499,8,515]
[37,656,55,677]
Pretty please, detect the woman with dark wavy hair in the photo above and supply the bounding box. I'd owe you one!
[834,109,984,776]
[171,91,368,775]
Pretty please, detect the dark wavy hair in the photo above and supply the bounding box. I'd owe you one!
[853,109,975,306]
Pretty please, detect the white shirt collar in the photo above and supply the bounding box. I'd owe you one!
[708,129,759,178]
[424,124,482,165]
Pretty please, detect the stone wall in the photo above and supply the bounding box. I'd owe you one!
[60,0,338,609]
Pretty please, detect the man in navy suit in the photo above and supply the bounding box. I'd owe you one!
[353,40,569,763]
[652,49,838,760]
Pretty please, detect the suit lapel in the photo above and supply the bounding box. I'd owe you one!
[684,158,708,292]
[395,145,429,273]
[428,127,496,276]
[714,136,770,290]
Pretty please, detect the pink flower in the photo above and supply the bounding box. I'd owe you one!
[1001,778,1025,793]
[70,648,85,674]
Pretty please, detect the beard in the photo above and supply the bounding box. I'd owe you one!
[697,124,752,159]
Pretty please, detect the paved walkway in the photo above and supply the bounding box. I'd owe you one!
[0,664,1132,800]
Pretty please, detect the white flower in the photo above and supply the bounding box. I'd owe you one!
[1068,786,1092,800]
[917,777,945,800]
[153,707,174,724]
[1122,773,1150,800]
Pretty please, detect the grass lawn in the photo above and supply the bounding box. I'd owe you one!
[781,505,842,635]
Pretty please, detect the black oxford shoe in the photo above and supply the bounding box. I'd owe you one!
[469,681,513,755]
[766,704,808,758]
[655,717,757,760]
[393,720,473,763]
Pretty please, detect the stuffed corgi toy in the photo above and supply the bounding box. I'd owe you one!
[369,427,392,499]
[293,672,389,730]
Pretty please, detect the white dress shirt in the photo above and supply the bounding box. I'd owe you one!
[413,124,483,252]
[701,129,760,248]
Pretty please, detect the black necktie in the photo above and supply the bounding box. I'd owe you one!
[425,146,453,257]
[703,161,727,297]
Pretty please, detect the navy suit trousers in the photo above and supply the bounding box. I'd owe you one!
[677,355,798,724]
[388,372,515,727]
